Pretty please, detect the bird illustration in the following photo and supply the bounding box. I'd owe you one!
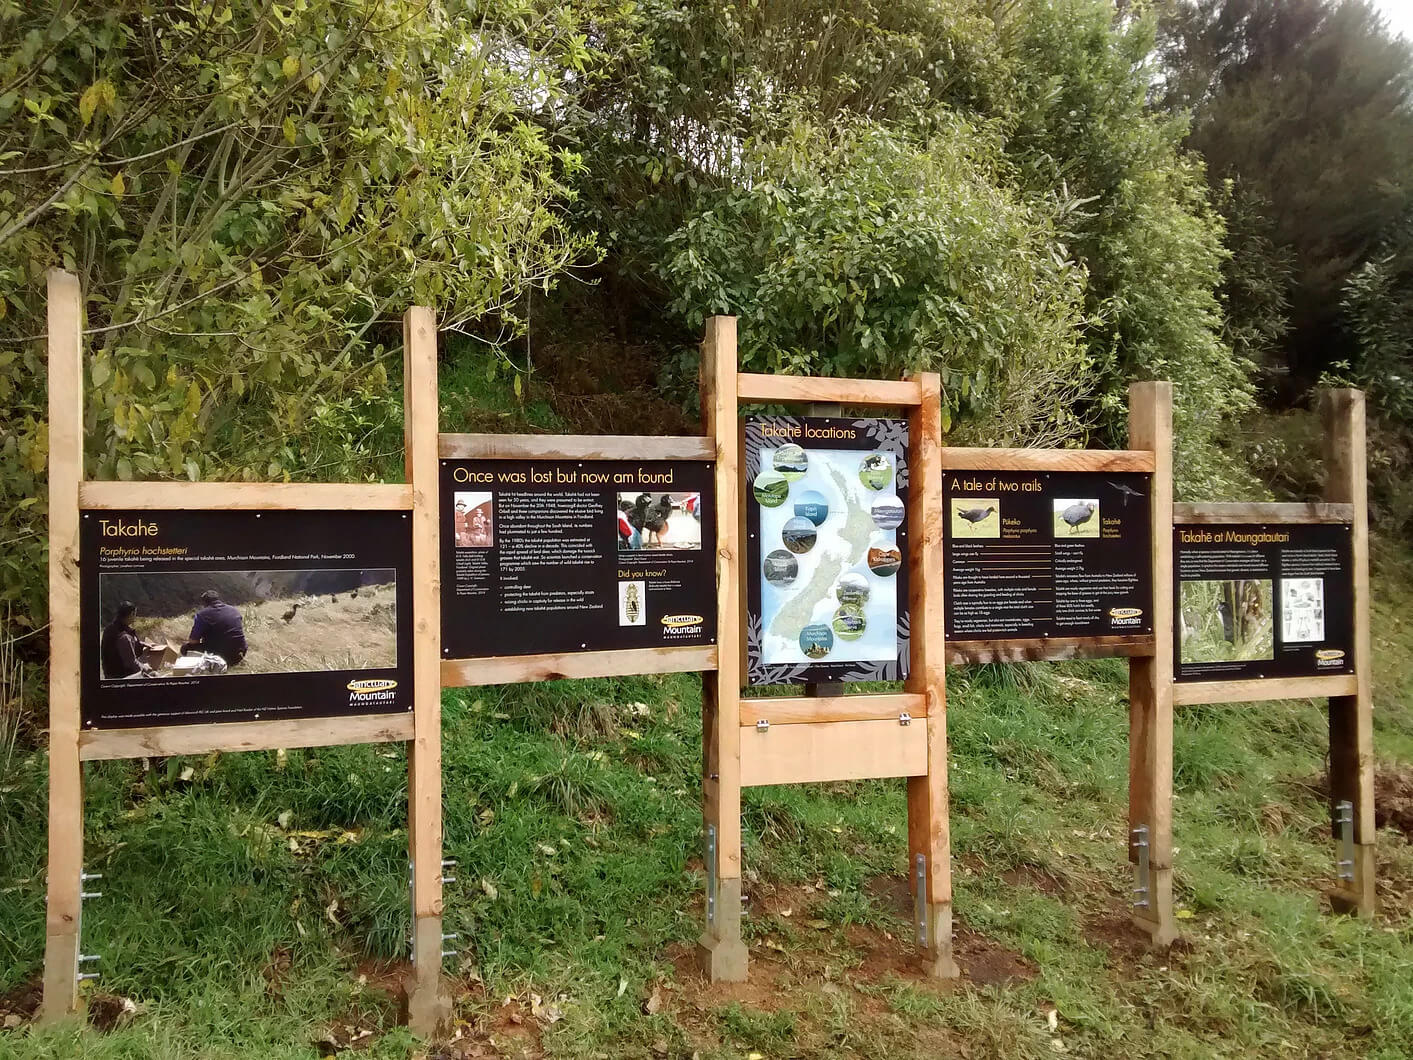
[281,603,301,624]
[1059,501,1097,533]
[1108,481,1145,507]
[1216,599,1234,643]
[956,506,996,525]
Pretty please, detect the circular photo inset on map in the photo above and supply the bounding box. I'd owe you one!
[832,604,867,641]
[763,549,799,587]
[867,535,902,576]
[753,469,789,508]
[836,572,871,606]
[799,623,834,659]
[793,489,829,527]
[781,516,818,554]
[858,452,893,490]
[773,444,808,481]
[871,495,904,530]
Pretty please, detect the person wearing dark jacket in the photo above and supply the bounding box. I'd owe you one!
[181,590,248,665]
[100,601,156,679]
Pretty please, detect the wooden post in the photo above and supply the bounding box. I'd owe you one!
[403,307,451,1032]
[1323,389,1375,916]
[698,316,747,981]
[40,269,85,1023]
[905,373,957,977]
[1127,381,1176,945]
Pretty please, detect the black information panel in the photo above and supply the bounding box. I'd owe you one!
[745,416,909,685]
[943,471,1153,640]
[1174,522,1355,682]
[440,459,715,658]
[80,509,413,729]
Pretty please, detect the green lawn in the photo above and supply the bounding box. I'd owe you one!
[2,545,1411,1059]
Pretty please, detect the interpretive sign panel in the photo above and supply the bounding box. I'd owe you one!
[80,509,413,729]
[439,458,715,658]
[745,416,909,685]
[1173,522,1354,682]
[943,471,1153,640]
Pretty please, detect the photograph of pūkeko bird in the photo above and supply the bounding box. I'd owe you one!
[950,499,1001,538]
[957,505,996,525]
[1055,500,1099,536]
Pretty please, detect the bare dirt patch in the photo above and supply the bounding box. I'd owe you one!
[1000,864,1066,896]
[1083,911,1192,973]
[953,928,1037,988]
[0,978,41,1029]
[1375,765,1413,837]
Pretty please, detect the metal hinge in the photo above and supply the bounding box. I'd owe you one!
[899,712,912,726]
[755,719,769,733]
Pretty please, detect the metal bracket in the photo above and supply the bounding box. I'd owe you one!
[1131,825,1151,909]
[755,719,769,733]
[898,712,912,726]
[913,853,927,947]
[442,858,457,885]
[1335,800,1355,883]
[705,825,718,927]
[76,872,102,983]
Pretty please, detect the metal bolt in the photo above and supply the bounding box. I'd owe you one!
[79,954,100,963]
[81,891,102,900]
[77,972,100,982]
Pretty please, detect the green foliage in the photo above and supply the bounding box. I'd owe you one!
[1160,0,1413,383]
[0,0,608,636]
[1000,0,1257,495]
[659,112,1095,446]
[567,0,1258,489]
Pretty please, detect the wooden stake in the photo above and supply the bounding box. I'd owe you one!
[1127,381,1176,946]
[40,269,85,1023]
[1322,389,1376,917]
[697,316,747,981]
[403,306,451,1032]
[905,372,957,977]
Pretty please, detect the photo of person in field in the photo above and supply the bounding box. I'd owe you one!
[453,492,493,547]
[98,569,398,679]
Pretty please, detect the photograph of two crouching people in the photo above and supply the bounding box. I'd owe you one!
[100,589,247,679]
[98,569,398,681]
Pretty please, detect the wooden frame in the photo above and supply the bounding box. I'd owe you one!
[39,271,449,1033]
[698,324,956,980]
[442,644,716,687]
[1166,388,1374,919]
[937,385,1177,946]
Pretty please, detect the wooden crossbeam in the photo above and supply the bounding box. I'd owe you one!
[438,433,714,461]
[736,373,924,407]
[940,447,1154,472]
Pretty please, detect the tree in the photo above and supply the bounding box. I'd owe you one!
[0,0,611,636]
[1158,0,1413,386]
